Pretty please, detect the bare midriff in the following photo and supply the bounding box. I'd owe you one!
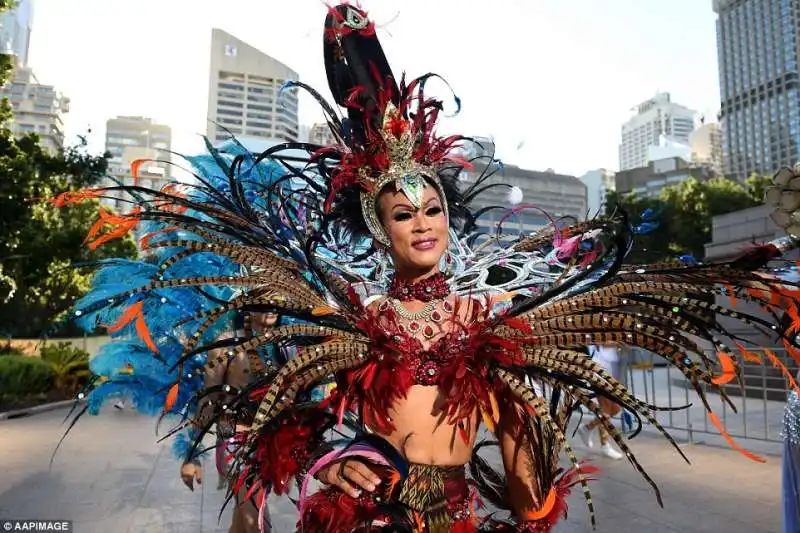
[376,385,480,466]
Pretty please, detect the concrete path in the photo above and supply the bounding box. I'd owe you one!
[0,405,783,532]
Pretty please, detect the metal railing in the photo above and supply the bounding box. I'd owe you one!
[619,347,793,444]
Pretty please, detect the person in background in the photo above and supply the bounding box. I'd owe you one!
[578,343,625,460]
[113,363,134,410]
[180,311,279,533]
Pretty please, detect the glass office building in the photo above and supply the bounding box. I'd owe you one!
[713,0,800,178]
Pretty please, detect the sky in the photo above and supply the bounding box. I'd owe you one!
[27,0,721,176]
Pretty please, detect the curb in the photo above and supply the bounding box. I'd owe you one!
[0,399,83,421]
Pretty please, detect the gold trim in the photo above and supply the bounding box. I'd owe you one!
[358,103,450,245]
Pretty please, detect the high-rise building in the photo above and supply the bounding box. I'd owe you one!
[100,146,172,214]
[618,92,697,171]
[614,156,714,199]
[0,66,69,154]
[104,116,171,176]
[101,117,171,213]
[308,123,337,146]
[580,169,616,216]
[207,28,299,145]
[690,122,724,174]
[713,0,800,179]
[0,0,33,68]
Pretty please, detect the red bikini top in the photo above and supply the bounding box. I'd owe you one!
[335,295,508,434]
[370,297,468,383]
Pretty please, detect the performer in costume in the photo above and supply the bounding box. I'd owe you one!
[53,146,300,530]
[55,5,800,532]
[577,344,624,460]
[193,311,283,532]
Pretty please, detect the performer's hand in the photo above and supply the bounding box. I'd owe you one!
[314,459,382,498]
[180,461,203,491]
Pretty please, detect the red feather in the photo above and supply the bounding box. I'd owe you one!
[249,408,332,495]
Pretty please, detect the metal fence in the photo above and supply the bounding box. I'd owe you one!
[619,347,793,444]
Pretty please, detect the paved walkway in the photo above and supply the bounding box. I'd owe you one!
[0,405,784,532]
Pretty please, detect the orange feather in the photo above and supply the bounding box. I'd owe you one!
[708,411,765,463]
[311,305,336,316]
[49,189,104,208]
[164,383,179,412]
[711,352,736,385]
[135,313,158,352]
[489,390,500,423]
[105,301,144,333]
[129,159,148,186]
[83,207,140,250]
[480,406,495,433]
[522,486,557,521]
[735,342,762,364]
[139,226,178,248]
[764,349,800,392]
[783,339,800,366]
[724,284,737,308]
[104,301,158,353]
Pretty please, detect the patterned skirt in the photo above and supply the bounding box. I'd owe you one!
[299,435,477,532]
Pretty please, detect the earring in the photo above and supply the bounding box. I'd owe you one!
[440,252,452,277]
[374,245,391,282]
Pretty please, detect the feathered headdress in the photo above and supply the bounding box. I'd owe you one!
[303,4,470,245]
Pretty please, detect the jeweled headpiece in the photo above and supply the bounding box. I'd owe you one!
[313,4,465,246]
[356,104,450,245]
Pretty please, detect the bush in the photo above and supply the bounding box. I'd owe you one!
[0,355,54,396]
[0,346,25,357]
[40,342,90,394]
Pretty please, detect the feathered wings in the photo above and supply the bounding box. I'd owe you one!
[53,142,371,464]
[475,202,800,527]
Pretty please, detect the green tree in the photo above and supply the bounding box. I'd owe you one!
[0,1,136,336]
[744,173,774,204]
[607,176,771,264]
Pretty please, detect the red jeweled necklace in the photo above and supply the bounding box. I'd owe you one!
[388,272,450,302]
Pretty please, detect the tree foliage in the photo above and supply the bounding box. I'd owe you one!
[606,174,773,264]
[0,2,136,336]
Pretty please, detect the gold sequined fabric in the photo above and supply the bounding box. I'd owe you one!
[395,464,469,533]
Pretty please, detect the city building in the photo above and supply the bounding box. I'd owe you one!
[207,28,299,145]
[0,0,33,68]
[100,117,171,213]
[646,134,692,164]
[461,165,587,235]
[619,92,697,171]
[99,146,171,214]
[443,136,587,234]
[580,169,616,216]
[690,121,724,174]
[104,116,171,176]
[308,122,337,146]
[0,66,70,154]
[613,156,714,198]
[713,0,800,179]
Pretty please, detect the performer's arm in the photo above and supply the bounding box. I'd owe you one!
[194,344,228,428]
[179,344,228,490]
[496,399,540,518]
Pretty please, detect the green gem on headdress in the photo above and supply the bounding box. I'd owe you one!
[397,173,425,208]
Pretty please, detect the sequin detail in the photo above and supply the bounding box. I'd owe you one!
[388,273,450,302]
[783,391,800,445]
